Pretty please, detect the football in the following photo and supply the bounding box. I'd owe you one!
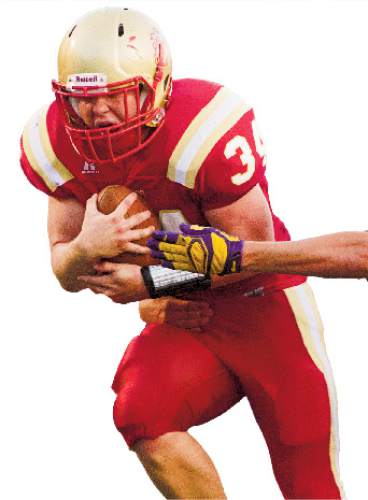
[97,185,160,266]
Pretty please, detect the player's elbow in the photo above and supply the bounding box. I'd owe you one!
[53,269,83,293]
[50,257,83,292]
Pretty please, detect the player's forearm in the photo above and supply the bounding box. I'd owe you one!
[210,269,257,289]
[50,237,97,292]
[243,232,368,278]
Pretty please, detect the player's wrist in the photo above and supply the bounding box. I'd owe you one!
[72,233,101,262]
[242,241,274,272]
[241,241,262,271]
[141,265,211,298]
[133,266,151,300]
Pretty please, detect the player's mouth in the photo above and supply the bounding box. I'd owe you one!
[94,119,117,128]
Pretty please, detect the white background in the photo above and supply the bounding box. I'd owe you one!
[1,0,367,498]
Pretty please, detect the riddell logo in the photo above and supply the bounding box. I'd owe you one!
[66,73,107,89]
[82,162,100,174]
[75,75,98,83]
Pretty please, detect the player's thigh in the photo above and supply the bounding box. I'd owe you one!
[112,323,242,446]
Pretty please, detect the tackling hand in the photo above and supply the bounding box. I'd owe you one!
[147,224,244,275]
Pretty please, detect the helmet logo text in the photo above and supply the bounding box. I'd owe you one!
[66,73,107,90]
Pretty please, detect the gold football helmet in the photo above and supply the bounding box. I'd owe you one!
[52,7,172,163]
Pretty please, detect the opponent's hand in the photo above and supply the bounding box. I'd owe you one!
[147,224,244,275]
[139,296,213,332]
[78,261,148,303]
[76,193,154,260]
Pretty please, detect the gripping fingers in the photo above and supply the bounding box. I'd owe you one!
[94,261,121,272]
[78,274,114,288]
[89,285,108,295]
[167,299,213,316]
[147,240,188,255]
[187,309,213,319]
[122,210,152,231]
[124,242,151,255]
[149,248,190,262]
[113,192,138,217]
[121,226,155,243]
[149,247,196,271]
[150,252,194,271]
[150,230,184,244]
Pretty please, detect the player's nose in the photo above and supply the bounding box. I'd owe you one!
[91,96,109,115]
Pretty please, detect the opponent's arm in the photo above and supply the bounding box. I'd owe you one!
[205,184,274,289]
[149,226,368,279]
[243,232,368,278]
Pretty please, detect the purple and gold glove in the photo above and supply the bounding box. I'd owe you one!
[147,224,244,275]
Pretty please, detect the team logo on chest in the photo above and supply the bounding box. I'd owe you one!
[82,161,100,175]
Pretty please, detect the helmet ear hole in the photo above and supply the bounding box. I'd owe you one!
[118,24,124,37]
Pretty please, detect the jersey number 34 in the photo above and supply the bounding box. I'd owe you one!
[225,120,266,186]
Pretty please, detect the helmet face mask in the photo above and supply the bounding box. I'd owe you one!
[53,7,172,164]
[53,76,162,163]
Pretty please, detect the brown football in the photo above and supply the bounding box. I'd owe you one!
[97,185,160,266]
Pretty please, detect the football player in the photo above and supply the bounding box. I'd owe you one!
[20,7,344,499]
[148,224,368,278]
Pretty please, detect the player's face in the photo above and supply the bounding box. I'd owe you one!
[76,90,138,128]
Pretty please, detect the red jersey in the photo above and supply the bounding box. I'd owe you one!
[20,78,305,296]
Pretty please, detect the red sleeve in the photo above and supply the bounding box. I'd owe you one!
[195,109,266,211]
[19,137,72,200]
[19,103,77,201]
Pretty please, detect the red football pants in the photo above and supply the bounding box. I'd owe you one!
[112,283,343,499]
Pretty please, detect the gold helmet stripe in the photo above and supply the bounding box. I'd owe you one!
[168,87,251,189]
[22,106,74,192]
[284,283,345,499]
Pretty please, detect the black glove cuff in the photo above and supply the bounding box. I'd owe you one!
[141,265,211,298]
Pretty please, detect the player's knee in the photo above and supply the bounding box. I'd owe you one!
[275,367,331,445]
[132,431,188,469]
[112,390,148,448]
[113,388,192,449]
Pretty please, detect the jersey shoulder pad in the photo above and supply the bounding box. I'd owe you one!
[166,82,252,190]
[21,102,74,195]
